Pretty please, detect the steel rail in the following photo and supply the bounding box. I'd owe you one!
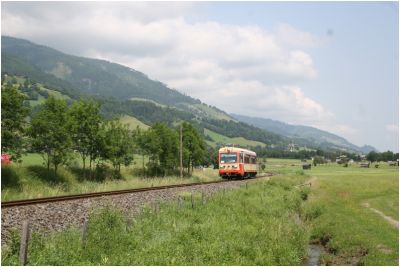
[2,173,273,208]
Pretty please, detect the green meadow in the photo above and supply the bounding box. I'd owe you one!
[304,163,398,265]
[119,115,150,130]
[204,128,267,148]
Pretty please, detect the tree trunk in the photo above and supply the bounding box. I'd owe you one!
[142,154,145,177]
[82,155,86,178]
[89,157,93,179]
[82,156,86,171]
[47,153,51,171]
[187,157,191,176]
[54,163,58,177]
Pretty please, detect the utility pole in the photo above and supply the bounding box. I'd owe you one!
[180,123,183,178]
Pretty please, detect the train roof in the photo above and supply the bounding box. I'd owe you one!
[218,146,257,156]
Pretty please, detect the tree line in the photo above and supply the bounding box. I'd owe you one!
[1,84,207,178]
[366,150,399,163]
[255,147,398,163]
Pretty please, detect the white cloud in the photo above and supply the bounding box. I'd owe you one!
[2,2,351,137]
[274,23,321,48]
[386,124,399,134]
[335,124,358,136]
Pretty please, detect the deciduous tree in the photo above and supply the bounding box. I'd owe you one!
[1,84,30,160]
[102,120,134,175]
[67,99,103,174]
[29,96,71,175]
[181,122,206,175]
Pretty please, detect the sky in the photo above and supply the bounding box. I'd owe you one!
[1,1,399,152]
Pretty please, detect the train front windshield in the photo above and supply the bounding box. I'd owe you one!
[220,153,237,163]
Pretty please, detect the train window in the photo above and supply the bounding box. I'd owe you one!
[240,152,244,163]
[220,153,237,163]
[244,155,250,164]
[251,157,256,164]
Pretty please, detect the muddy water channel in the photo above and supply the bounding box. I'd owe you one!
[305,244,324,265]
[294,212,325,265]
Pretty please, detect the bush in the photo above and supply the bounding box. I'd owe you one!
[94,163,110,182]
[300,187,311,201]
[260,163,266,171]
[1,166,22,190]
[303,203,325,221]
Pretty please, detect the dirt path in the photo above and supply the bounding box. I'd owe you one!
[306,176,318,186]
[362,202,399,229]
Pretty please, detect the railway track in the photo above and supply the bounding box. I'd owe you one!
[2,173,273,208]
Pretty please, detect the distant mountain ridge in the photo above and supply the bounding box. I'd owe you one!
[231,114,376,153]
[1,36,375,153]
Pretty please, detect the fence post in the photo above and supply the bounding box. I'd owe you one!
[126,217,133,232]
[19,220,30,266]
[81,220,89,247]
[191,193,194,209]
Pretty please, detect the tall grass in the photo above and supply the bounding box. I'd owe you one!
[1,152,221,201]
[2,175,310,265]
[1,165,220,201]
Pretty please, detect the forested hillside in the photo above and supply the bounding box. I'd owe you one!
[2,36,199,106]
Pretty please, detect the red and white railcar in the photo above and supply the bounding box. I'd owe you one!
[218,147,257,179]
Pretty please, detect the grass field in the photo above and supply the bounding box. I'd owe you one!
[129,97,166,107]
[261,158,398,265]
[303,163,398,265]
[192,103,234,121]
[40,86,71,101]
[119,115,149,130]
[204,128,267,148]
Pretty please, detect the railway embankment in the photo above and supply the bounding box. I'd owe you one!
[2,177,270,246]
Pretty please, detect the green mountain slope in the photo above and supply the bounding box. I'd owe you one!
[2,36,199,106]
